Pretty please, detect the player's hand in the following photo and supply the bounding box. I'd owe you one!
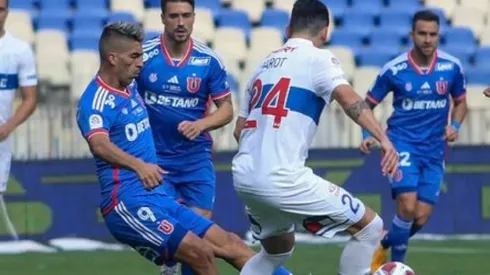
[135,162,167,190]
[484,87,490,97]
[360,137,378,154]
[178,120,204,140]
[0,123,14,142]
[379,138,399,177]
[444,125,459,142]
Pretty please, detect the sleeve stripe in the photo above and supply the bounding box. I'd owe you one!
[87,129,109,140]
[211,90,231,100]
[453,91,467,102]
[366,93,380,104]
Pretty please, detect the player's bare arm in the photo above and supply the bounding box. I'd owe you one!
[88,133,165,190]
[359,98,381,154]
[445,96,467,142]
[178,94,234,140]
[333,84,398,176]
[0,85,37,141]
[233,117,246,143]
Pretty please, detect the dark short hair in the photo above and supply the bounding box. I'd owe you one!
[99,21,144,60]
[412,10,440,30]
[289,0,330,36]
[161,0,195,13]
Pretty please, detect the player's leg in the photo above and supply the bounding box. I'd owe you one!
[105,198,217,274]
[172,199,293,275]
[0,152,17,240]
[409,158,445,237]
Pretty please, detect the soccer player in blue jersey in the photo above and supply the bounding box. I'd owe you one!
[360,11,468,271]
[77,21,291,275]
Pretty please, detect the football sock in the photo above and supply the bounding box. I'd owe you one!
[240,247,294,275]
[381,215,413,262]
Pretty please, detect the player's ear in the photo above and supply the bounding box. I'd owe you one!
[107,52,118,67]
[320,26,328,42]
[160,13,165,25]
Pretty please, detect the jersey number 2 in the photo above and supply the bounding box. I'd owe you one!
[250,77,291,128]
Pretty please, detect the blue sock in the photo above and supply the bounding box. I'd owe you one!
[181,263,193,275]
[380,215,413,263]
[409,223,422,237]
[273,266,292,275]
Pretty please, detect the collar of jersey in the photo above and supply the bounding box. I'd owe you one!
[160,34,193,67]
[286,38,314,46]
[407,49,438,75]
[96,76,131,97]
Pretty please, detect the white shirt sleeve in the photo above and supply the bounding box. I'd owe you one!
[238,78,253,118]
[312,50,350,103]
[17,44,38,87]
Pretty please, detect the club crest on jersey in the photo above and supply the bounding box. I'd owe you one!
[436,80,448,95]
[405,82,412,92]
[149,73,158,83]
[186,76,201,93]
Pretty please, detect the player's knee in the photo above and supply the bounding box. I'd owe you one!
[397,195,417,218]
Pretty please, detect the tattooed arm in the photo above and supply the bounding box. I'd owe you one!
[332,84,387,143]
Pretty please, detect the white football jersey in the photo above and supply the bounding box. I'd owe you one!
[234,38,349,179]
[0,32,37,147]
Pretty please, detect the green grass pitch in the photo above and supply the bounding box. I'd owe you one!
[1,240,489,274]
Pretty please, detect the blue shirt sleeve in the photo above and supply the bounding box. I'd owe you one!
[208,57,231,100]
[367,71,392,104]
[450,64,466,101]
[76,97,117,140]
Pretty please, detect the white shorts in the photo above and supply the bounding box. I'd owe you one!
[0,151,12,193]
[233,169,366,240]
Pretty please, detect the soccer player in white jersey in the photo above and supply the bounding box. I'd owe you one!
[0,0,38,240]
[232,0,399,274]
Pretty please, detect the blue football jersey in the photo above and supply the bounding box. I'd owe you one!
[367,50,466,158]
[136,36,230,160]
[77,76,165,214]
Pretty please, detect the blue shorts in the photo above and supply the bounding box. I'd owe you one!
[160,157,216,211]
[390,141,445,205]
[104,194,213,265]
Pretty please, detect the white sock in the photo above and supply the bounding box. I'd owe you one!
[0,194,18,241]
[240,247,293,275]
[339,215,383,275]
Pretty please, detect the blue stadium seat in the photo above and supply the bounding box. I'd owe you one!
[71,37,99,51]
[145,0,160,8]
[227,74,239,94]
[379,11,412,32]
[425,7,448,27]
[473,47,490,68]
[388,0,421,10]
[443,27,476,47]
[465,68,490,85]
[9,0,34,11]
[38,0,70,9]
[71,28,103,44]
[357,46,399,67]
[342,9,375,31]
[440,45,475,67]
[218,10,251,38]
[319,0,347,19]
[370,29,403,47]
[350,0,383,16]
[196,0,221,18]
[260,9,288,31]
[108,12,138,24]
[36,9,70,33]
[328,29,366,52]
[72,10,107,32]
[74,0,108,9]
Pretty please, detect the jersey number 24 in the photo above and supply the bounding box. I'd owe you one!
[249,77,291,128]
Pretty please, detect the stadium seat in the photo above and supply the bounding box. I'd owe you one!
[350,0,383,16]
[35,9,70,33]
[213,27,247,63]
[272,0,295,14]
[319,0,347,19]
[459,0,490,10]
[451,7,485,37]
[443,27,476,47]
[218,10,252,38]
[145,0,160,8]
[72,10,108,32]
[110,0,145,21]
[342,9,375,34]
[223,59,241,81]
[193,8,216,43]
[465,67,490,85]
[9,0,34,12]
[425,7,449,28]
[108,12,138,23]
[464,85,490,144]
[70,37,99,52]
[379,11,412,33]
[440,45,475,67]
[479,27,490,46]
[260,9,289,32]
[353,66,381,98]
[328,29,367,52]
[5,10,34,44]
[74,0,108,9]
[35,30,71,86]
[370,29,404,48]
[143,8,163,32]
[326,45,356,80]
[38,0,70,9]
[232,0,265,23]
[249,27,283,51]
[196,0,221,19]
[70,51,100,99]
[357,47,399,67]
[424,0,457,18]
[388,0,421,10]
[473,47,490,69]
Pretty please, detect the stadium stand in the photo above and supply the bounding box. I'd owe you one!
[5,0,490,160]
